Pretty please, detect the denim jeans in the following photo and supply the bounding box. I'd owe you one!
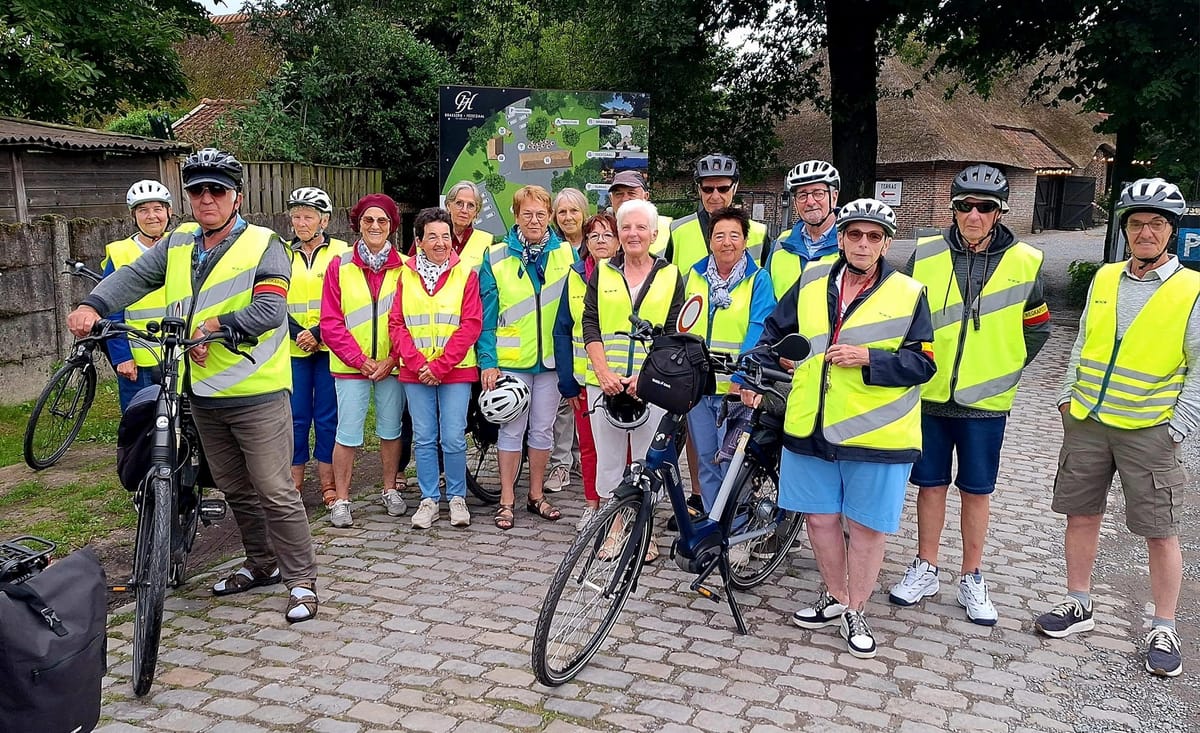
[686,394,730,512]
[290,352,338,465]
[116,367,157,414]
[403,381,471,500]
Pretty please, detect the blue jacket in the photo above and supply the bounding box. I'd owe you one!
[553,259,591,398]
[689,252,777,386]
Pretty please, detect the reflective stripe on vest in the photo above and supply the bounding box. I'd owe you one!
[104,236,168,367]
[459,229,494,272]
[686,267,759,394]
[287,238,348,358]
[587,262,680,385]
[163,223,291,398]
[649,215,673,257]
[399,263,477,368]
[784,255,924,451]
[671,215,768,272]
[768,232,802,301]
[566,269,589,385]
[913,236,1043,411]
[1069,262,1199,428]
[487,242,575,369]
[329,251,401,375]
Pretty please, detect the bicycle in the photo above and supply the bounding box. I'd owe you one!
[0,535,56,585]
[530,322,810,686]
[464,384,527,504]
[23,261,106,470]
[81,317,237,697]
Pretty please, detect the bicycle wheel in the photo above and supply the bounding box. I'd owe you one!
[465,436,527,504]
[132,476,172,697]
[23,359,96,470]
[531,492,648,686]
[169,484,201,588]
[726,462,804,591]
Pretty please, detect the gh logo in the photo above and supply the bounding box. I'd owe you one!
[454,91,478,114]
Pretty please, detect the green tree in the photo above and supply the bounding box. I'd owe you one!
[527,113,551,143]
[561,126,581,147]
[484,171,506,191]
[0,0,214,122]
[106,108,179,139]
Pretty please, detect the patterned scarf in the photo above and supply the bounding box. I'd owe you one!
[414,251,450,294]
[358,240,392,273]
[704,254,748,310]
[517,228,551,272]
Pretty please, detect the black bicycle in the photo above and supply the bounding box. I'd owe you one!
[463,386,527,504]
[530,325,810,686]
[23,261,106,470]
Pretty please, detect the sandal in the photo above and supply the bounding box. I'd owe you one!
[527,495,562,521]
[494,503,514,531]
[321,487,338,507]
[285,584,318,624]
[211,564,281,597]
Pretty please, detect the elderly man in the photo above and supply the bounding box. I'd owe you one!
[607,170,672,256]
[670,154,769,271]
[888,164,1051,627]
[1036,178,1197,678]
[767,160,842,299]
[67,148,319,624]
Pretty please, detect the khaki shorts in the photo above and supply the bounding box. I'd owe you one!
[1052,413,1188,537]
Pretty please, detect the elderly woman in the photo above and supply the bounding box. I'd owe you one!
[684,206,776,513]
[321,193,408,528]
[553,187,587,253]
[554,212,619,530]
[444,180,494,270]
[285,187,348,505]
[743,199,935,660]
[583,199,684,562]
[478,185,579,530]
[390,207,482,530]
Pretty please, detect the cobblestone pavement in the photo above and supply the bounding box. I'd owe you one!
[96,282,1198,732]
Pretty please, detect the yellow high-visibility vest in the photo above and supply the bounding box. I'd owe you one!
[587,262,680,385]
[487,242,575,369]
[287,237,348,358]
[458,229,495,272]
[102,236,167,368]
[766,225,837,300]
[565,267,590,385]
[784,255,926,451]
[912,235,1043,411]
[399,263,477,368]
[670,214,768,272]
[649,215,673,257]
[328,252,401,375]
[163,223,291,398]
[686,266,762,394]
[1070,262,1200,428]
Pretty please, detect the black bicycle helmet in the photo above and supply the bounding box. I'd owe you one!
[603,391,648,430]
[182,148,244,190]
[951,164,1009,207]
[695,153,740,182]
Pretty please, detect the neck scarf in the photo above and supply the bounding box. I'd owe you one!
[705,253,748,310]
[358,240,392,273]
[414,251,450,295]
[517,228,551,270]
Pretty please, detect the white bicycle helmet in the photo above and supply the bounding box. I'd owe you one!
[478,375,531,425]
[603,391,648,430]
[786,160,840,191]
[126,180,172,210]
[288,186,334,215]
[836,198,897,237]
[1116,178,1187,222]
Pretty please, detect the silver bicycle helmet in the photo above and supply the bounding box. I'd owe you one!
[695,153,740,182]
[1115,178,1187,222]
[181,147,244,190]
[126,180,172,210]
[952,164,1010,211]
[786,160,840,191]
[603,391,648,430]
[836,198,897,237]
[287,187,333,215]
[478,375,531,425]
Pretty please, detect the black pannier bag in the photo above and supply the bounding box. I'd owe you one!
[117,385,212,492]
[0,547,106,733]
[636,332,716,414]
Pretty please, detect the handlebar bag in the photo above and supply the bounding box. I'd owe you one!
[0,547,106,733]
[637,332,715,414]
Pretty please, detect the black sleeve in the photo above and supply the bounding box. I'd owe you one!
[662,269,685,335]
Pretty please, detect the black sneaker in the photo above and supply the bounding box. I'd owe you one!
[1034,597,1095,638]
[840,609,877,659]
[792,590,847,629]
[1145,626,1183,677]
[667,494,706,531]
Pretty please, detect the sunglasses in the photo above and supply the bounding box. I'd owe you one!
[700,184,733,195]
[952,200,1001,214]
[185,183,230,198]
[359,215,390,226]
[842,229,886,244]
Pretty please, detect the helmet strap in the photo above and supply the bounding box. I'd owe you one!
[297,229,325,247]
[839,251,876,277]
[203,208,239,240]
[1132,243,1171,274]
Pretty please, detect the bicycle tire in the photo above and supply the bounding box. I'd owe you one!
[531,492,648,686]
[464,436,526,504]
[132,475,172,697]
[726,462,804,591]
[169,484,201,588]
[23,359,96,470]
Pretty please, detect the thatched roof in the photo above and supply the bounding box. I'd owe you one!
[777,55,1111,171]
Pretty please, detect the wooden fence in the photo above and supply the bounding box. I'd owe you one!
[180,161,384,216]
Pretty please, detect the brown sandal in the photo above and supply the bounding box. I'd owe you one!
[211,564,281,596]
[494,503,514,530]
[526,496,562,521]
[321,487,338,507]
[285,584,318,624]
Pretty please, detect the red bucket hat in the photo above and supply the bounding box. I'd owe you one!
[349,193,400,233]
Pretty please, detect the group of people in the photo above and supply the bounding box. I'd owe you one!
[66,146,1195,682]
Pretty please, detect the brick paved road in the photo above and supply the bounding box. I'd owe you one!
[96,262,1198,732]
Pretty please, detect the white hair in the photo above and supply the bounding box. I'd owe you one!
[615,198,658,230]
[446,180,482,208]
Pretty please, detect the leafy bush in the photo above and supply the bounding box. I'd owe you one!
[106,108,176,139]
[1067,259,1102,308]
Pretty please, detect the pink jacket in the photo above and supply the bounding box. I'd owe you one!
[389,251,482,384]
[320,243,404,378]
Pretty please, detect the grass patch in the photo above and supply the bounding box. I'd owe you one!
[0,378,123,468]
[0,474,135,552]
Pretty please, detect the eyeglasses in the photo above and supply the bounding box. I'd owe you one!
[842,229,886,244]
[450,200,478,210]
[700,184,733,195]
[359,215,390,226]
[519,211,549,222]
[952,199,1001,214]
[185,184,230,198]
[1126,217,1171,234]
[794,189,829,201]
[586,231,615,242]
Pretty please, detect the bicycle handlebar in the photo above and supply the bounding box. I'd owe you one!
[63,260,102,284]
[88,319,258,363]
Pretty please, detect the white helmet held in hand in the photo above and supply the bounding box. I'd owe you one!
[478,375,531,425]
[126,179,172,210]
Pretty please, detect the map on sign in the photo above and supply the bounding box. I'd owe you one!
[439,86,651,238]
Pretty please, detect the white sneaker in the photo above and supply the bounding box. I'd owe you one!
[889,558,940,606]
[448,496,471,527]
[545,466,570,493]
[411,498,439,529]
[957,571,998,626]
[382,489,408,517]
[840,609,878,659]
[575,506,597,532]
[329,499,352,528]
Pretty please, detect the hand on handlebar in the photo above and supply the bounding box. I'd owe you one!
[740,389,763,409]
[67,306,101,338]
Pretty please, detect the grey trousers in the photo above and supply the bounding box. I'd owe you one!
[192,392,318,588]
[548,397,579,472]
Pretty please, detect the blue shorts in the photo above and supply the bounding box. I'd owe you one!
[334,377,405,447]
[778,449,911,534]
[910,413,1006,495]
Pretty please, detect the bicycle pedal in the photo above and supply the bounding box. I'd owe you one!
[198,499,227,523]
[108,582,133,594]
[694,584,723,604]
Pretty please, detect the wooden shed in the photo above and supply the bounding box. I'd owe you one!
[0,117,191,223]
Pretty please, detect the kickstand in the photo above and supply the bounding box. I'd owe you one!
[718,553,749,635]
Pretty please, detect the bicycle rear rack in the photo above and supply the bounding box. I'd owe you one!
[0,536,57,584]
